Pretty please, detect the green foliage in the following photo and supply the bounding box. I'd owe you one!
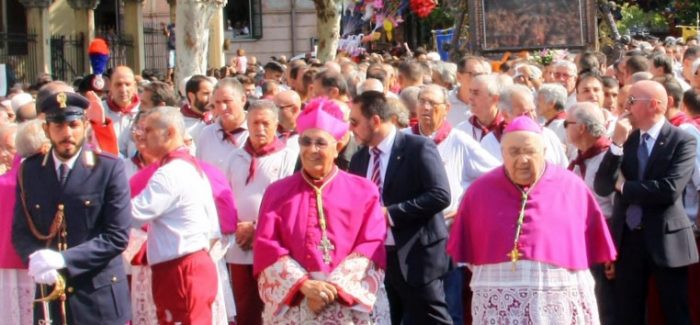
[424,6,454,30]
[670,0,700,26]
[616,3,669,34]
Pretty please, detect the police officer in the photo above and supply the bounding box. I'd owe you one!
[12,90,132,324]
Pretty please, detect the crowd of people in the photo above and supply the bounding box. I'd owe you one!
[0,34,700,325]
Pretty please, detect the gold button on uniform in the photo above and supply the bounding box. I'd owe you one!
[111,276,117,283]
[67,287,74,293]
[84,200,91,206]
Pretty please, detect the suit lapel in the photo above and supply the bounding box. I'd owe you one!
[383,131,405,191]
[643,121,670,179]
[624,130,641,180]
[355,146,370,175]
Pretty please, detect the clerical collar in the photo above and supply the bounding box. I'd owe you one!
[302,166,339,188]
[52,147,82,172]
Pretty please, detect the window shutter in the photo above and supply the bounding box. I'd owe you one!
[251,0,263,39]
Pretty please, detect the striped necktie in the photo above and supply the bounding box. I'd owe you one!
[371,147,382,193]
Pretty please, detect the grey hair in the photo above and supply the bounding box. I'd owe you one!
[537,83,568,111]
[432,62,457,87]
[473,74,501,96]
[145,106,186,138]
[247,99,279,121]
[0,122,17,149]
[552,60,578,76]
[571,102,607,137]
[631,71,653,83]
[400,86,422,113]
[498,84,534,115]
[693,58,700,74]
[214,77,245,98]
[15,120,48,157]
[386,98,410,128]
[419,84,449,103]
[516,64,542,79]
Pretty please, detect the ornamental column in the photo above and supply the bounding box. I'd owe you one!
[67,0,99,73]
[18,0,52,75]
[207,8,225,69]
[123,0,146,72]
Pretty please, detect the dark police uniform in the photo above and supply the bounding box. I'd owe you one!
[12,91,132,324]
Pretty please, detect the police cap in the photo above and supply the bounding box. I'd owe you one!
[40,91,89,123]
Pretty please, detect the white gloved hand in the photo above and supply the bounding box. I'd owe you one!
[33,269,60,285]
[28,249,66,277]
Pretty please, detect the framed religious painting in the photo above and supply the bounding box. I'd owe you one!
[468,0,597,53]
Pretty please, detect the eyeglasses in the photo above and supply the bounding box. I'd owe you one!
[418,98,446,107]
[563,120,577,128]
[626,96,658,106]
[299,136,332,149]
[462,71,485,77]
[553,72,573,79]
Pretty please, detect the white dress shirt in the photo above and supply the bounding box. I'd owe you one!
[455,119,486,142]
[609,118,665,156]
[447,88,472,126]
[401,127,499,217]
[196,121,249,172]
[183,116,207,143]
[224,146,297,264]
[103,100,140,158]
[367,126,397,245]
[679,122,700,222]
[572,150,615,219]
[131,160,220,265]
[52,149,81,181]
[480,127,569,167]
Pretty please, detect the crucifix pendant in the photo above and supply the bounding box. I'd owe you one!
[507,247,522,271]
[318,236,335,264]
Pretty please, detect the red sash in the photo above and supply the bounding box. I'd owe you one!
[243,138,286,184]
[106,96,140,115]
[567,137,611,178]
[411,121,452,145]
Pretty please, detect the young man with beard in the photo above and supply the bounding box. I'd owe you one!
[181,75,214,141]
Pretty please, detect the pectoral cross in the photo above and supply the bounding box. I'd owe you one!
[507,247,522,271]
[318,235,335,265]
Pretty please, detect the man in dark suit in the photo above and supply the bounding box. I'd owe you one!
[348,91,453,324]
[595,80,699,325]
[12,90,131,324]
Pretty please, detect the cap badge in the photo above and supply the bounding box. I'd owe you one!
[57,92,68,109]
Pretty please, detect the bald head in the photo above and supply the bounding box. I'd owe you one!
[110,66,137,107]
[273,90,302,131]
[635,80,668,112]
[628,80,667,130]
[359,78,384,94]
